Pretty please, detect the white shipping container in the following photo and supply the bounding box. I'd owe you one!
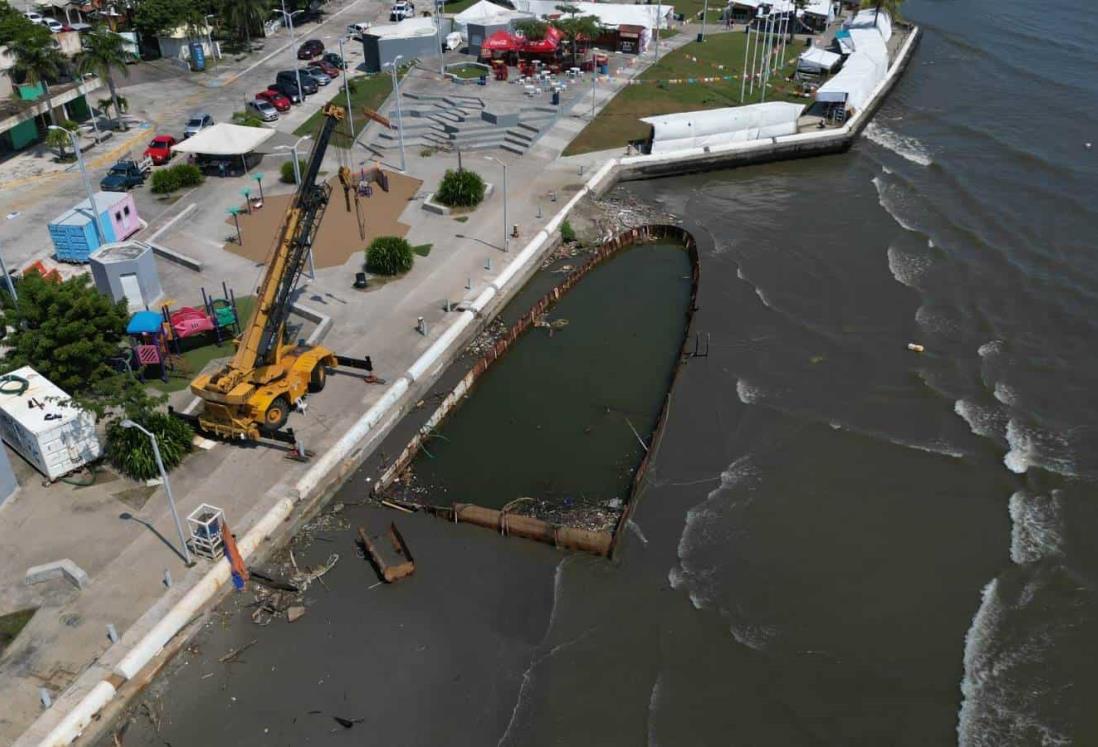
[0,366,102,480]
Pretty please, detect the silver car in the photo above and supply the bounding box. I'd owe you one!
[183,113,214,138]
[246,99,279,122]
[305,66,331,85]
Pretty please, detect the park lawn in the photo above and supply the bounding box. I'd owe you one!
[146,296,256,393]
[0,608,35,657]
[448,63,488,79]
[293,73,395,148]
[563,30,808,155]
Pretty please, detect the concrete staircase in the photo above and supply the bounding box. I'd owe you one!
[366,92,559,155]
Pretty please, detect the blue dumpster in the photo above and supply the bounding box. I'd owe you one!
[189,41,206,72]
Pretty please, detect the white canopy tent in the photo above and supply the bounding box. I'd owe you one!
[454,0,528,26]
[511,0,675,31]
[171,123,276,155]
[797,47,841,73]
[849,8,892,41]
[816,26,888,111]
[642,102,805,154]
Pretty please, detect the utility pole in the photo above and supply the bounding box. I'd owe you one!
[49,126,106,244]
[387,55,406,172]
[337,36,356,142]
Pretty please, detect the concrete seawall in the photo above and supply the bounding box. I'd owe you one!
[21,23,921,747]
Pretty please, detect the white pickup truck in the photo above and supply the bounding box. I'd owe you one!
[389,2,415,21]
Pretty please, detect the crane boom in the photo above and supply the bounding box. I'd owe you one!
[189,104,364,440]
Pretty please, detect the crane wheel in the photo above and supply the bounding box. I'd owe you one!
[308,365,329,393]
[259,396,291,434]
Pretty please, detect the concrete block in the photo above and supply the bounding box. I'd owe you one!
[480,107,520,127]
[25,559,90,589]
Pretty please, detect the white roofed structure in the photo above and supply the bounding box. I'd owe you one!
[512,0,674,30]
[454,0,529,25]
[642,102,804,154]
[816,18,890,112]
[171,123,275,156]
[849,8,891,41]
[798,47,841,73]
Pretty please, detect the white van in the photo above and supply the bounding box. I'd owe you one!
[346,22,371,39]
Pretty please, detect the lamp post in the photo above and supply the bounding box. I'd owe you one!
[275,2,306,102]
[434,0,445,75]
[484,155,507,253]
[384,55,406,171]
[273,138,317,278]
[700,0,708,40]
[227,207,244,244]
[204,13,220,60]
[337,36,356,143]
[119,420,193,566]
[49,125,106,244]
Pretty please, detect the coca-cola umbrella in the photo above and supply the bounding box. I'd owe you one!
[482,30,521,52]
[522,24,562,54]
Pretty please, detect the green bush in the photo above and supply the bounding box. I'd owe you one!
[280,160,296,183]
[435,168,485,208]
[150,168,181,194]
[365,236,414,276]
[231,110,265,127]
[151,164,204,194]
[105,412,194,481]
[561,219,576,243]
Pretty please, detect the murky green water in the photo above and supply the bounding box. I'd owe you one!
[409,242,693,510]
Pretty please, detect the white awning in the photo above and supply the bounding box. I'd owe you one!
[798,47,841,72]
[454,0,528,25]
[642,102,804,154]
[849,8,891,41]
[816,29,887,110]
[511,0,674,30]
[171,123,275,156]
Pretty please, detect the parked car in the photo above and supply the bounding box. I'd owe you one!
[23,10,43,23]
[305,65,331,85]
[100,156,152,191]
[311,60,340,77]
[277,70,317,95]
[389,2,415,21]
[297,39,324,59]
[322,52,346,69]
[346,22,370,39]
[41,18,64,33]
[256,89,291,111]
[246,99,279,122]
[183,113,214,138]
[143,135,177,165]
[270,81,303,104]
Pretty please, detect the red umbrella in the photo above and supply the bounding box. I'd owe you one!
[482,30,520,52]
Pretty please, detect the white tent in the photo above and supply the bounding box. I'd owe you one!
[849,8,891,41]
[171,123,275,155]
[454,0,527,25]
[797,47,841,73]
[642,102,805,154]
[512,0,674,31]
[816,28,888,111]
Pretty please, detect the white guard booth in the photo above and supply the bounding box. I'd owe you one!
[642,101,805,154]
[171,123,276,175]
[0,366,101,481]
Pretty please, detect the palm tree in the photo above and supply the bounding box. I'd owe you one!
[222,0,269,46]
[77,27,134,131]
[8,27,66,127]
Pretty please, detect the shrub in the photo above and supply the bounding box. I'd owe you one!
[435,168,485,208]
[150,168,181,194]
[365,236,414,276]
[105,412,194,481]
[173,163,203,188]
[280,160,296,183]
[561,219,576,243]
[231,110,265,127]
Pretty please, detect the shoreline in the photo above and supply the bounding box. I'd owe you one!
[19,23,922,747]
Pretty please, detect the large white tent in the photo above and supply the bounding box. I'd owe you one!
[816,20,889,112]
[171,123,275,155]
[511,0,674,31]
[797,46,841,73]
[641,102,805,154]
[849,8,891,41]
[454,0,528,26]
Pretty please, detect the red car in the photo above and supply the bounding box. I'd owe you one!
[256,89,291,112]
[297,39,324,59]
[309,60,340,78]
[143,135,177,165]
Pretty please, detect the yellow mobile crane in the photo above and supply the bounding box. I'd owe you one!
[189,104,373,440]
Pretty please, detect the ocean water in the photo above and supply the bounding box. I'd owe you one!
[117,0,1098,744]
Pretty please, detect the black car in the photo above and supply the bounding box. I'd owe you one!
[271,80,303,103]
[321,52,346,69]
[277,70,318,94]
[297,39,324,59]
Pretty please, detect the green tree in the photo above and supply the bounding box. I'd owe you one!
[0,273,130,396]
[514,18,548,41]
[552,16,600,65]
[554,3,580,19]
[435,167,485,208]
[365,236,414,276]
[134,0,202,38]
[8,25,65,126]
[77,27,134,131]
[44,124,74,158]
[0,0,39,44]
[861,0,904,21]
[221,0,269,45]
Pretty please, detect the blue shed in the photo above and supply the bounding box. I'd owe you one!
[47,192,131,263]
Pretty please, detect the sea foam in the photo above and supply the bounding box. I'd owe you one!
[1008,491,1065,565]
[864,121,934,166]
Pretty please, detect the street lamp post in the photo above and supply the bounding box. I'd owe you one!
[273,136,316,278]
[434,0,445,75]
[384,55,406,171]
[119,420,193,566]
[204,13,220,60]
[49,125,106,244]
[700,0,708,40]
[485,155,507,252]
[276,2,306,102]
[337,36,356,142]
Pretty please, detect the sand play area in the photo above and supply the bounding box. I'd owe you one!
[224,169,422,270]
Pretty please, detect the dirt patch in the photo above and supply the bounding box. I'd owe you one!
[224,171,423,270]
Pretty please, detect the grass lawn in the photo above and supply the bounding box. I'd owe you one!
[146,296,256,394]
[413,243,433,257]
[293,73,396,148]
[0,608,35,656]
[563,30,808,156]
[447,63,489,79]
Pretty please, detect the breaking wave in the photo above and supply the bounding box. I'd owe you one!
[864,121,934,166]
[1003,419,1075,477]
[735,379,765,405]
[887,243,931,288]
[954,398,1006,441]
[1008,491,1064,565]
